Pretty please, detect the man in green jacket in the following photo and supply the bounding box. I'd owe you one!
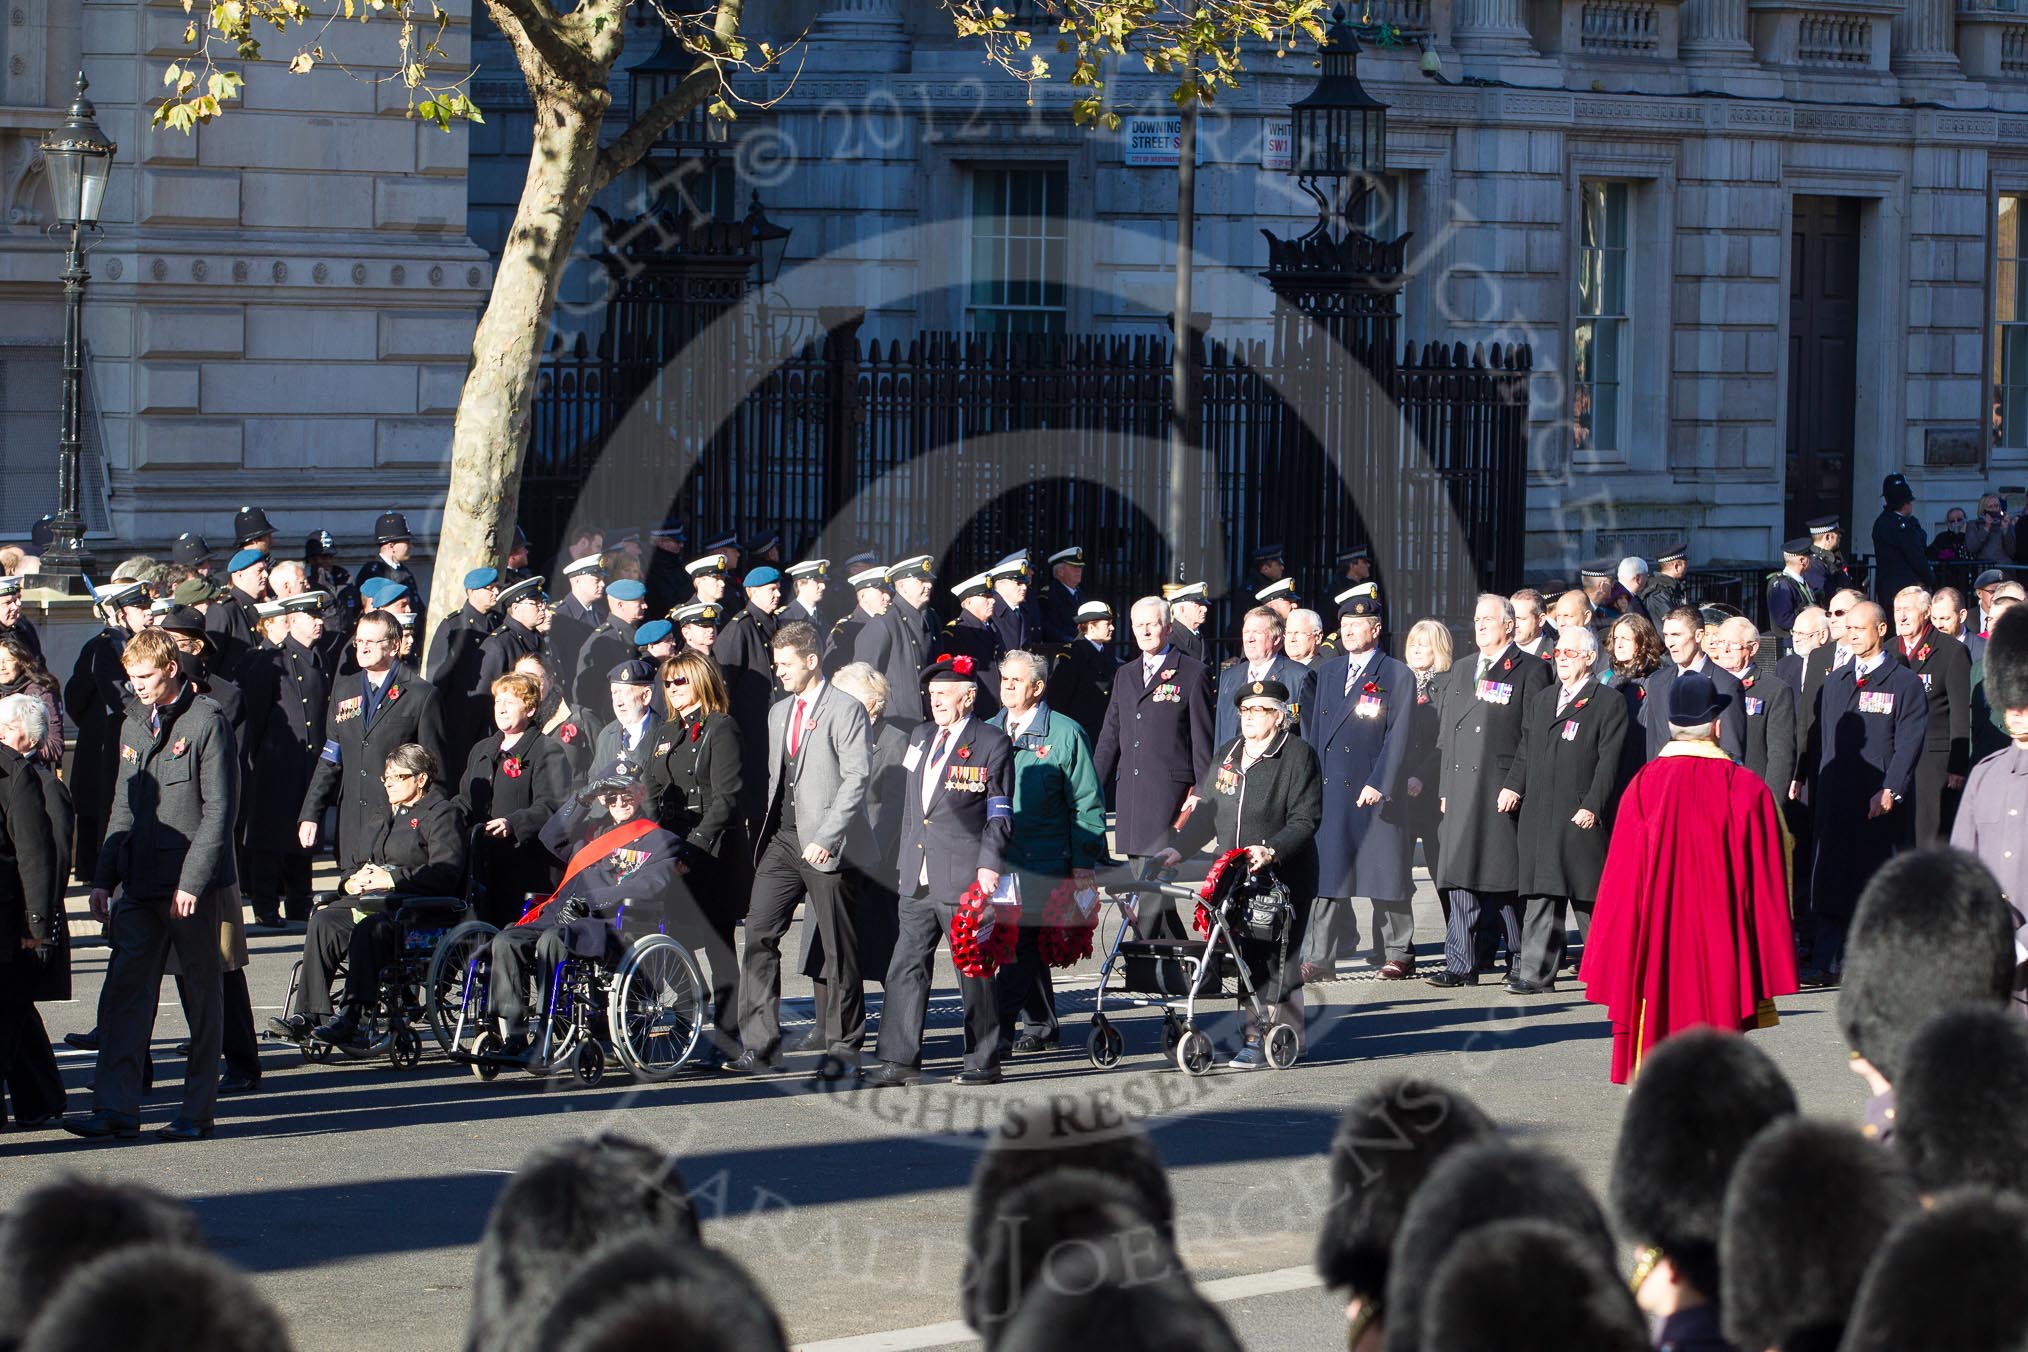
[988,649,1109,1054]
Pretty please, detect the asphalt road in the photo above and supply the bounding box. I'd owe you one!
[2,873,1867,1351]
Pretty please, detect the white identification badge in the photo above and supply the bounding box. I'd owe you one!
[903,743,924,773]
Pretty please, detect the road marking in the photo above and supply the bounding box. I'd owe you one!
[790,1264,1323,1351]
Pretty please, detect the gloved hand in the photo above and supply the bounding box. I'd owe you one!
[555,897,588,924]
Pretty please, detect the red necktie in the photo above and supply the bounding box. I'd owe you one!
[789,698,806,758]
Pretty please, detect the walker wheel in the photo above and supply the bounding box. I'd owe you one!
[470,1031,502,1082]
[1161,1017,1183,1059]
[1087,1019,1123,1069]
[1175,1030,1214,1077]
[1263,1022,1300,1070]
[575,1041,606,1087]
[389,1025,423,1070]
[301,1038,333,1064]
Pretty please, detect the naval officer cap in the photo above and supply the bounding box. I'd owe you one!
[498,575,546,607]
[1254,578,1298,604]
[1162,581,1208,603]
[887,555,935,583]
[281,591,329,615]
[672,602,723,628]
[96,579,152,612]
[561,554,605,579]
[685,553,731,578]
[786,559,830,580]
[988,551,1030,581]
[1048,545,1085,567]
[847,563,890,591]
[952,573,993,601]
[1075,600,1114,623]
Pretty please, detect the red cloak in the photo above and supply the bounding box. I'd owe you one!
[1578,743,1797,1083]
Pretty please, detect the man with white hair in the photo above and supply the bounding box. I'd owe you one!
[1284,609,1325,669]
[1615,557,1649,615]
[1094,596,1214,866]
[1892,585,1971,846]
[267,559,309,600]
[0,690,67,1128]
[1713,616,1795,801]
[1428,593,1555,988]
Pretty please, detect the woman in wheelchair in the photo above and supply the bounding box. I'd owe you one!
[266,743,469,1044]
[487,756,679,1059]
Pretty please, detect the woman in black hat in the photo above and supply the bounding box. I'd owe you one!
[1152,677,1323,1068]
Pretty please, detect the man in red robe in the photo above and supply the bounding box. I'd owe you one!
[1580,671,1797,1082]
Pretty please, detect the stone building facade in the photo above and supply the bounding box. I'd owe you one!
[2,1,485,566]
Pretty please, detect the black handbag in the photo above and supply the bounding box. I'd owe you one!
[1237,870,1293,945]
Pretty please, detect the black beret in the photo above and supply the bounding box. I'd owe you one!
[1420,1218,1647,1352]
[1382,1143,1616,1352]
[1314,1077,1498,1301]
[1986,604,2028,714]
[1839,1193,2028,1352]
[1718,1118,1917,1352]
[1893,1006,2028,1199]
[1839,849,2014,1081]
[1608,1030,1796,1302]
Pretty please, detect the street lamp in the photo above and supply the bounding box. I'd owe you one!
[744,192,792,287]
[38,71,115,588]
[1288,4,1388,234]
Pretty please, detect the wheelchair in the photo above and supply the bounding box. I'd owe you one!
[432,898,710,1087]
[271,892,494,1069]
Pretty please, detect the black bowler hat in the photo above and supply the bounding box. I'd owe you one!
[1667,671,1731,724]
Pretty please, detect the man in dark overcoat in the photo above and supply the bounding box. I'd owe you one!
[1801,600,1928,980]
[1890,586,1972,846]
[1428,593,1555,987]
[1043,601,1118,745]
[1505,626,1628,993]
[475,575,548,693]
[1092,596,1215,862]
[0,692,67,1128]
[1213,607,1315,748]
[1299,594,1414,980]
[855,556,937,727]
[64,581,152,886]
[298,611,449,876]
[1715,616,1797,802]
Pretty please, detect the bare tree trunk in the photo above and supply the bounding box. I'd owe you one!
[430,89,606,635]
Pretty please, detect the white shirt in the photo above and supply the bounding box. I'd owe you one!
[1246,658,1272,681]
[1556,677,1588,713]
[1142,650,1169,685]
[1853,652,1886,681]
[622,713,652,753]
[1343,647,1374,694]
[1006,706,1039,743]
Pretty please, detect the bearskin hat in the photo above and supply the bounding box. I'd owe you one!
[1609,1030,1798,1301]
[1314,1077,1499,1302]
[19,1244,293,1352]
[527,1233,787,1352]
[996,1228,1242,1352]
[966,1104,1174,1280]
[1421,1218,1648,1352]
[1382,1142,1616,1352]
[1839,849,2014,1081]
[0,1177,204,1338]
[1718,1118,1916,1352]
[1893,1006,2028,1199]
[1839,1192,2028,1352]
[965,1167,1172,1349]
[1986,604,2028,714]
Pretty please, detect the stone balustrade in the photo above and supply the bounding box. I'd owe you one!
[1748,0,1896,70]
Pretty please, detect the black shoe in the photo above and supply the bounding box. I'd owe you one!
[63,1111,141,1141]
[266,1014,312,1042]
[722,1050,783,1075]
[247,911,286,932]
[809,1054,861,1087]
[217,1073,259,1096]
[954,1067,1004,1086]
[1012,1032,1060,1055]
[174,1041,191,1056]
[863,1061,923,1088]
[63,1029,99,1051]
[156,1117,215,1142]
[779,1029,820,1054]
[1425,971,1477,988]
[1503,979,1555,995]
[500,1033,531,1059]
[12,1112,63,1131]
[312,1011,366,1049]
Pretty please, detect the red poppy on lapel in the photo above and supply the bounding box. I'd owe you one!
[1501,658,1514,672]
[559,723,579,744]
[1362,681,1380,695]
[386,682,403,702]
[171,738,189,758]
[1159,668,1176,682]
[689,722,702,742]
[1914,643,1931,665]
[957,745,971,760]
[502,755,524,779]
[1574,697,1589,710]
[1855,674,1868,690]
[1741,675,1755,689]
[408,817,419,829]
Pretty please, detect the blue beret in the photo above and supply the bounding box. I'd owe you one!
[633,619,674,646]
[227,547,265,574]
[606,579,647,602]
[464,567,500,590]
[376,583,410,605]
[744,565,784,588]
[358,577,390,601]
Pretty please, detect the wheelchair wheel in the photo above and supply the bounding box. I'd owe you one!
[574,1041,606,1087]
[1087,1017,1123,1069]
[388,1025,423,1070]
[468,1030,503,1082]
[1175,1029,1214,1077]
[1263,1022,1300,1070]
[426,920,498,1054]
[608,935,706,1082]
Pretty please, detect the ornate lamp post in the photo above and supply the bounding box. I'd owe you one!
[743,192,792,288]
[38,72,115,589]
[1289,4,1390,235]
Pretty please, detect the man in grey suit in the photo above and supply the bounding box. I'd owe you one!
[67,629,237,1142]
[729,620,871,1080]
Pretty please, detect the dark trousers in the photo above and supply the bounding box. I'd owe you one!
[992,926,1059,1048]
[1442,887,1520,978]
[293,905,358,1021]
[740,832,864,1059]
[666,874,740,1048]
[341,913,408,1008]
[244,848,314,921]
[0,999,64,1122]
[490,925,570,1028]
[73,811,107,887]
[1513,895,1591,987]
[876,892,1004,1073]
[94,891,223,1122]
[1914,747,1958,848]
[177,968,259,1084]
